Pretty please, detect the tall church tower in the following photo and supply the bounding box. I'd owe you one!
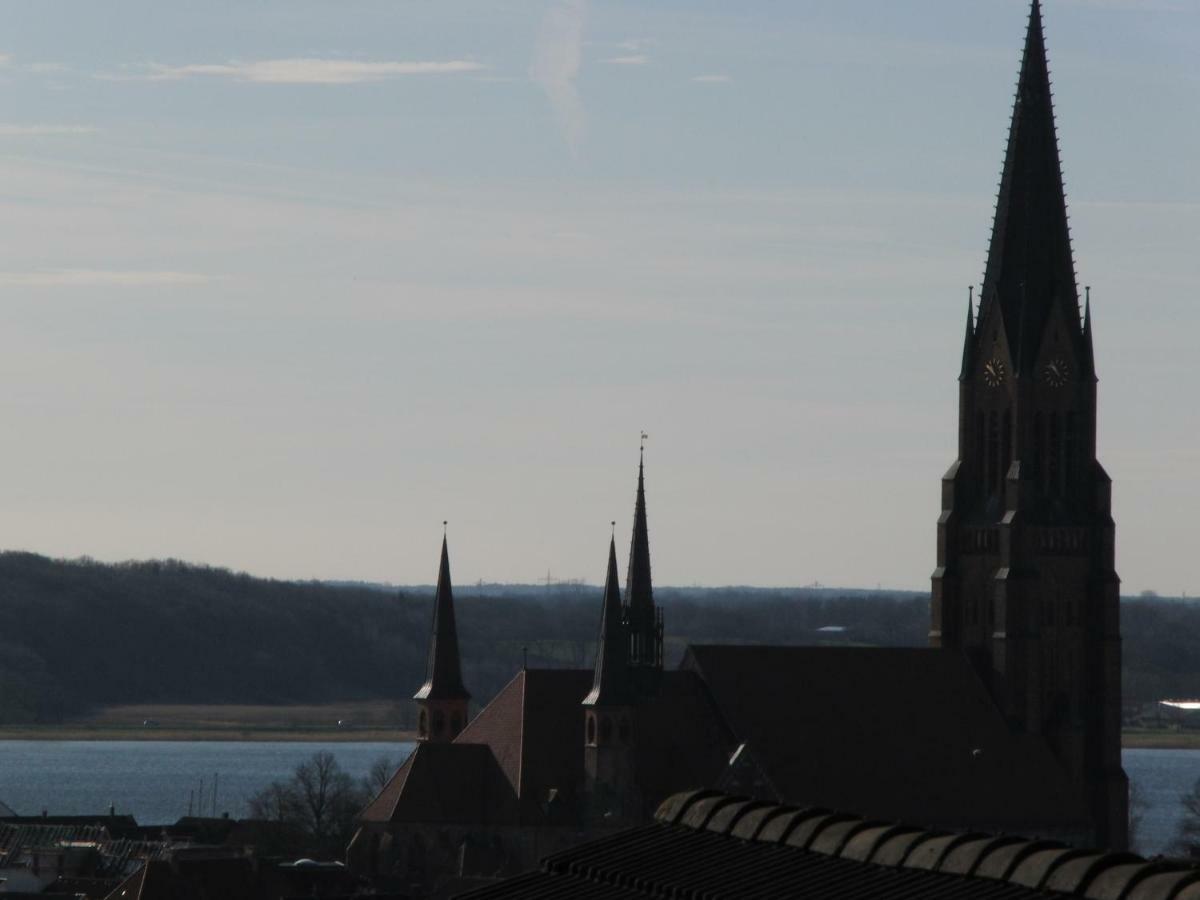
[930,0,1127,849]
[582,531,638,820]
[625,446,663,694]
[413,530,470,742]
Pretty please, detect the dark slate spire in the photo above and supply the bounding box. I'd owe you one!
[980,0,1082,373]
[625,443,662,674]
[413,534,469,702]
[625,450,653,617]
[583,533,631,707]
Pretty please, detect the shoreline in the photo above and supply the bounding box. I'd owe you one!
[0,727,1194,749]
[0,727,416,743]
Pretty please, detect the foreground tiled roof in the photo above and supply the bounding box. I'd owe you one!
[462,790,1200,900]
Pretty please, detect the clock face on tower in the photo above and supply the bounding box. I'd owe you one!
[983,357,1007,388]
[1042,358,1070,388]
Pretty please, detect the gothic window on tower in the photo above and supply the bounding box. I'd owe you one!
[988,410,1000,494]
[432,709,445,738]
[1048,413,1061,495]
[586,714,596,745]
[976,412,986,488]
[419,710,428,738]
[1002,409,1012,484]
[1066,412,1078,490]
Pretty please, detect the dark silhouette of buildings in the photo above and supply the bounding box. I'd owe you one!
[461,790,1198,900]
[930,0,1128,850]
[348,2,1130,894]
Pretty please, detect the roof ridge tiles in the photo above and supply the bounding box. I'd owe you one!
[653,790,1200,900]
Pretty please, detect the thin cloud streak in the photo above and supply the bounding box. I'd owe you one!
[0,124,97,136]
[0,270,209,287]
[531,0,587,155]
[603,54,648,65]
[116,59,483,85]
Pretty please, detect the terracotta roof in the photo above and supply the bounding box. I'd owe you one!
[413,535,469,702]
[682,645,1089,832]
[367,668,593,826]
[358,741,507,825]
[460,789,1200,899]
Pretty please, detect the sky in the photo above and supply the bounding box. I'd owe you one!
[0,0,1197,592]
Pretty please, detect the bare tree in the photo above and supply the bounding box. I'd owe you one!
[364,755,398,796]
[1172,776,1200,859]
[246,751,367,856]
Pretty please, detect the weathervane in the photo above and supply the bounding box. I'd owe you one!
[640,431,648,456]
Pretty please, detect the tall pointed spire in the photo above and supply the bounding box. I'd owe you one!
[415,534,468,701]
[980,0,1081,372]
[625,440,662,677]
[583,533,631,707]
[625,448,653,618]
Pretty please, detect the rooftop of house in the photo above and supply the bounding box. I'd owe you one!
[460,789,1200,900]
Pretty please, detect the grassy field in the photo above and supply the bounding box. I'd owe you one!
[1122,729,1200,750]
[0,702,415,742]
[1,705,1198,748]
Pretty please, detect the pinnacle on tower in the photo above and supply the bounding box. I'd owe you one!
[979,0,1082,373]
[583,532,631,707]
[414,533,469,702]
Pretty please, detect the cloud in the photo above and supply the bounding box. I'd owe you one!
[692,74,731,84]
[0,269,208,287]
[0,124,97,136]
[531,0,587,155]
[24,62,69,74]
[602,55,648,66]
[118,58,483,85]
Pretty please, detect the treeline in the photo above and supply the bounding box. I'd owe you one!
[0,551,1194,723]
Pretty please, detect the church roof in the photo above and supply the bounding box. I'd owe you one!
[357,741,506,825]
[413,536,469,702]
[682,645,1090,832]
[583,536,632,707]
[460,789,1197,900]
[979,0,1084,375]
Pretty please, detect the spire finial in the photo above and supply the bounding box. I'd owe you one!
[611,520,616,538]
[443,520,448,537]
[639,431,648,458]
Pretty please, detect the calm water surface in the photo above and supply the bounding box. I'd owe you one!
[0,740,415,824]
[0,742,1193,855]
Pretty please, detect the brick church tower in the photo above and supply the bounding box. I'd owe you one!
[413,531,470,742]
[582,450,664,821]
[930,0,1128,849]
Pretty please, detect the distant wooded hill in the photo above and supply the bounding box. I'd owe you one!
[0,551,1194,723]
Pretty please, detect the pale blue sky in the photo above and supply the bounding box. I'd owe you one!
[0,0,1196,592]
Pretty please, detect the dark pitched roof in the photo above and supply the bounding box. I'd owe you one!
[583,537,631,707]
[358,741,507,826]
[682,645,1089,831]
[632,670,736,804]
[0,799,13,817]
[980,0,1083,375]
[461,789,1200,900]
[413,535,469,702]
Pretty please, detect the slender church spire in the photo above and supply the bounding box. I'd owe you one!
[413,529,470,741]
[625,439,662,676]
[980,0,1082,373]
[583,530,631,707]
[959,287,976,381]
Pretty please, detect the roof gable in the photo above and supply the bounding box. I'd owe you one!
[682,645,1088,830]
